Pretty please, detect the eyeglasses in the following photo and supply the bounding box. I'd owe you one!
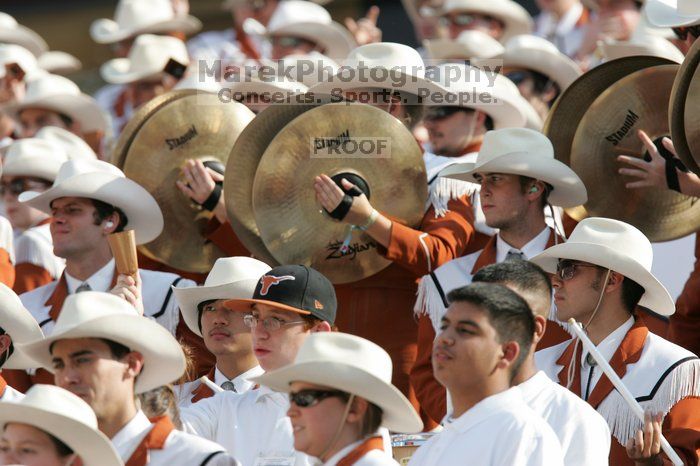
[424,106,470,121]
[243,314,305,331]
[289,389,348,408]
[555,260,600,281]
[672,26,700,41]
[0,178,50,197]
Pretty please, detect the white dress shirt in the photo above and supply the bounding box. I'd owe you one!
[323,440,398,466]
[112,410,238,466]
[181,386,313,466]
[175,365,264,408]
[13,222,64,280]
[580,317,634,399]
[520,371,611,466]
[495,226,551,264]
[408,387,564,466]
[64,258,114,294]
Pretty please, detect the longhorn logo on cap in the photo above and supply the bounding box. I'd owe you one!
[259,275,296,295]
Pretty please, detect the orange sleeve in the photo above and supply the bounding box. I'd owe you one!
[384,195,475,276]
[409,314,446,424]
[1,369,33,393]
[203,218,251,257]
[669,235,700,355]
[13,263,53,294]
[660,397,700,465]
[0,248,14,289]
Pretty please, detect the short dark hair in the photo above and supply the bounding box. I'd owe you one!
[472,261,552,317]
[99,338,132,359]
[57,112,74,129]
[446,282,535,377]
[196,299,217,334]
[91,199,128,231]
[621,277,645,312]
[519,175,553,208]
[0,326,15,369]
[359,402,383,438]
[48,432,74,457]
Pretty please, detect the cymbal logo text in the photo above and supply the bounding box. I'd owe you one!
[605,110,639,146]
[165,125,198,150]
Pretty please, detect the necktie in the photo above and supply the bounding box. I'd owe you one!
[220,381,236,392]
[75,282,91,293]
[505,250,525,261]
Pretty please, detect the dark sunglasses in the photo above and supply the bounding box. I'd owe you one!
[672,25,700,41]
[288,389,348,408]
[0,178,50,197]
[424,106,471,121]
[555,260,600,281]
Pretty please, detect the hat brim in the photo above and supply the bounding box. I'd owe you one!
[2,156,61,182]
[0,283,44,370]
[5,94,108,133]
[224,298,312,316]
[0,404,122,466]
[226,79,309,96]
[530,241,676,315]
[422,38,501,61]
[645,0,700,28]
[37,51,82,75]
[439,151,588,207]
[174,279,262,337]
[253,361,423,433]
[0,27,48,57]
[476,49,581,91]
[269,22,356,59]
[599,41,685,64]
[22,314,185,393]
[90,16,202,44]
[100,57,165,84]
[18,172,164,245]
[310,71,446,101]
[442,2,533,42]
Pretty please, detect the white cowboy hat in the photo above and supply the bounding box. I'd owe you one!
[0,44,40,79]
[0,283,43,370]
[221,0,332,10]
[473,35,582,91]
[310,42,445,97]
[37,51,83,76]
[2,139,69,182]
[598,35,685,63]
[422,30,505,61]
[271,52,340,87]
[530,217,675,315]
[3,73,108,133]
[0,385,123,466]
[100,34,190,84]
[226,76,309,97]
[174,62,222,93]
[34,126,97,161]
[425,63,527,129]
[265,1,356,60]
[90,0,202,44]
[22,292,186,393]
[19,159,163,245]
[440,0,533,42]
[174,257,272,337]
[646,0,700,27]
[253,332,423,433]
[0,13,48,57]
[440,127,588,207]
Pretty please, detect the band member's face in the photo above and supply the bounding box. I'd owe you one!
[0,424,73,466]
[434,301,513,392]
[1,176,51,230]
[550,260,606,322]
[270,35,318,60]
[423,107,480,156]
[18,109,73,139]
[49,197,107,260]
[127,78,170,110]
[286,381,353,460]
[51,338,142,424]
[200,299,254,357]
[442,11,505,40]
[248,304,309,371]
[475,173,531,231]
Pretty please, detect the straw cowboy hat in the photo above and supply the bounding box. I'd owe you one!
[174,257,272,337]
[19,159,164,245]
[0,13,48,57]
[253,332,423,433]
[4,73,108,133]
[0,385,123,466]
[440,127,588,208]
[90,0,201,44]
[23,292,186,393]
[598,35,685,63]
[422,30,505,61]
[100,34,190,84]
[473,35,582,91]
[310,42,445,97]
[439,0,533,42]
[265,1,357,60]
[646,0,700,27]
[426,63,528,129]
[531,217,675,315]
[0,283,43,370]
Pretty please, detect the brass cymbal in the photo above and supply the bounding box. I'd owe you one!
[252,102,427,284]
[225,95,330,265]
[571,64,700,242]
[671,37,700,175]
[121,91,255,272]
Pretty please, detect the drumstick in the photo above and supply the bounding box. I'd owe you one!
[199,376,224,393]
[568,319,683,466]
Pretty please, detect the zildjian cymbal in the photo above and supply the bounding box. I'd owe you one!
[544,55,675,221]
[224,94,331,265]
[252,102,427,284]
[570,64,700,241]
[120,90,255,272]
[670,36,700,175]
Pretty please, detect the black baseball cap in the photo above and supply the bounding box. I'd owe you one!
[225,265,337,325]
